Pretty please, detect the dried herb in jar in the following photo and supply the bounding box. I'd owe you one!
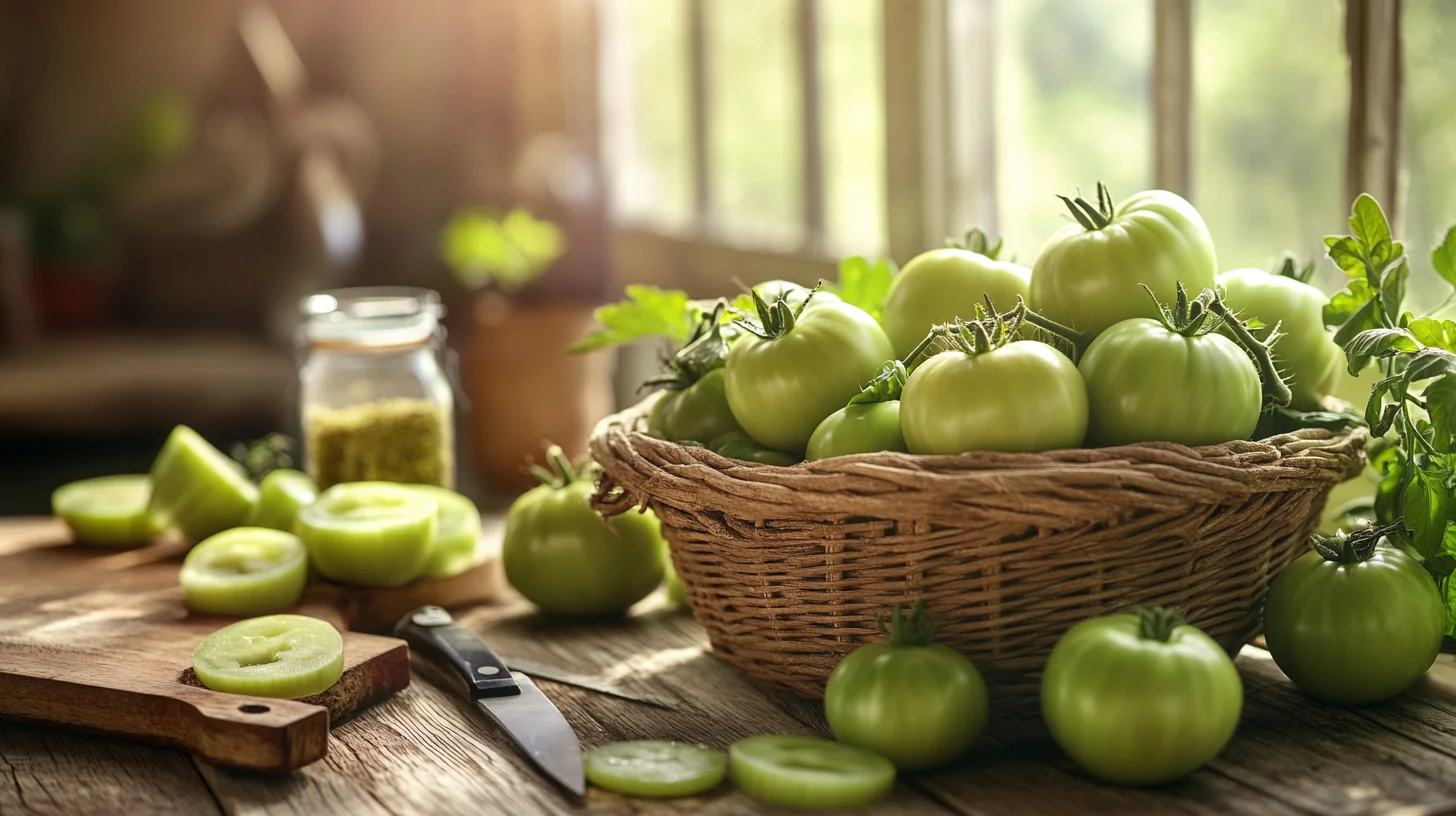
[306,398,453,490]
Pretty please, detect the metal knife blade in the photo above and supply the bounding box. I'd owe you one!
[499,655,677,710]
[477,673,585,798]
[394,606,585,798]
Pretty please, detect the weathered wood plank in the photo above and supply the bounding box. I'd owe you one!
[197,598,958,815]
[0,724,220,816]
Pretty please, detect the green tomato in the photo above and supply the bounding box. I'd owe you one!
[1264,542,1444,705]
[647,368,743,444]
[1029,188,1217,334]
[53,474,156,548]
[824,607,988,771]
[1041,608,1243,786]
[806,402,907,461]
[881,248,1031,359]
[1078,318,1261,447]
[728,735,895,811]
[1217,267,1342,411]
[503,460,666,617]
[900,341,1087,454]
[708,431,801,466]
[725,301,892,454]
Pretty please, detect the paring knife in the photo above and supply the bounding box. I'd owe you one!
[395,606,585,798]
[499,655,677,710]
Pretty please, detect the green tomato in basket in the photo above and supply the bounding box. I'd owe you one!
[647,367,743,445]
[503,445,666,617]
[708,431,801,466]
[807,402,907,461]
[825,602,988,771]
[1078,286,1266,447]
[725,292,892,454]
[1029,185,1216,335]
[1041,606,1243,786]
[1217,259,1342,412]
[881,229,1031,359]
[901,339,1087,454]
[1264,532,1443,705]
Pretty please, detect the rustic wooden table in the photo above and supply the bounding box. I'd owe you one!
[8,551,1456,816]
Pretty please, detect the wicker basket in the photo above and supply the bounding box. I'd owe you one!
[590,396,1367,712]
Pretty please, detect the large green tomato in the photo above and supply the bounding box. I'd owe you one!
[1264,540,1443,705]
[1217,267,1342,411]
[900,341,1087,454]
[1029,187,1216,334]
[1041,608,1243,786]
[1079,317,1261,446]
[708,431,801,466]
[824,606,988,771]
[881,248,1031,359]
[647,368,742,444]
[725,300,892,453]
[806,402,907,460]
[503,450,666,617]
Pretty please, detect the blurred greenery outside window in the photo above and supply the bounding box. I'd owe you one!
[599,0,1451,306]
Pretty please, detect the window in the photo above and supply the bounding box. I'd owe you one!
[599,0,1425,299]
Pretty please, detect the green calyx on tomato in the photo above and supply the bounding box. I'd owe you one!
[825,601,989,772]
[725,285,893,454]
[505,445,667,617]
[1217,256,1343,412]
[881,227,1031,359]
[645,301,744,444]
[806,361,910,461]
[1041,605,1243,786]
[899,301,1089,454]
[1029,183,1218,335]
[1078,284,1291,447]
[1264,524,1445,706]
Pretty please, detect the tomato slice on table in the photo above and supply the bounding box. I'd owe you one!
[729,735,896,811]
[180,527,308,616]
[192,614,344,698]
[52,474,156,548]
[584,741,727,798]
[298,482,438,587]
[250,469,317,533]
[148,425,259,542]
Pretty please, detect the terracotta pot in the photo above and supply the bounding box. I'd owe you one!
[462,293,612,493]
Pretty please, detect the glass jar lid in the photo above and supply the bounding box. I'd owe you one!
[301,287,444,349]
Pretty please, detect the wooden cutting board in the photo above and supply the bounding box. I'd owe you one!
[0,517,503,773]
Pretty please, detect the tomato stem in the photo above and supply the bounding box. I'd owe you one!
[1134,606,1186,642]
[1056,182,1115,232]
[1272,254,1317,284]
[1312,524,1395,564]
[849,360,908,405]
[946,226,1007,261]
[733,282,821,340]
[641,300,731,393]
[531,444,582,489]
[1204,289,1294,409]
[877,600,938,648]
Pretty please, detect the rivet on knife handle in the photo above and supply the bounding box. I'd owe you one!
[394,606,519,699]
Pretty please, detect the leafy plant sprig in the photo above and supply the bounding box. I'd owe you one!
[1322,193,1456,610]
[639,300,732,393]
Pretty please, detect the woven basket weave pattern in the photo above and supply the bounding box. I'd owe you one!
[591,397,1367,709]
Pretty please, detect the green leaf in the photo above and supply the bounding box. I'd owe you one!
[1405,462,1456,560]
[569,286,698,353]
[1426,376,1456,454]
[1333,295,1383,353]
[1372,440,1406,524]
[1403,347,1456,387]
[1365,374,1402,433]
[833,256,897,321]
[1381,257,1410,323]
[1325,236,1368,277]
[1345,328,1419,372]
[1410,318,1456,351]
[1350,193,1395,270]
[1432,226,1456,290]
[1324,278,1376,329]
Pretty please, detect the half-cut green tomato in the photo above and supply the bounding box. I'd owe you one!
[729,735,896,811]
[192,614,344,698]
[250,469,317,533]
[585,740,727,799]
[298,482,437,586]
[181,527,308,616]
[148,426,259,542]
[52,474,156,547]
[407,485,482,578]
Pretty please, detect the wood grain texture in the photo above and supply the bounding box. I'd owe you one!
[0,518,425,771]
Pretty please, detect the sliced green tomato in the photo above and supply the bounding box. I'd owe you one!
[148,426,259,542]
[181,527,308,616]
[407,485,482,578]
[584,741,727,799]
[52,474,156,547]
[192,614,344,698]
[729,735,896,811]
[298,482,437,586]
[251,469,318,533]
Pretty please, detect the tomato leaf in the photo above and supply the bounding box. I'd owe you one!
[1427,376,1456,454]
[1405,462,1456,561]
[1403,347,1456,387]
[1325,236,1368,278]
[570,286,699,353]
[829,257,898,321]
[1382,257,1410,323]
[1324,278,1377,330]
[1433,226,1456,290]
[1350,193,1396,274]
[1345,328,1419,372]
[1409,318,1456,351]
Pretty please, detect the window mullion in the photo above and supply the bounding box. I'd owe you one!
[1345,0,1404,226]
[688,0,712,232]
[1152,0,1193,198]
[883,0,947,263]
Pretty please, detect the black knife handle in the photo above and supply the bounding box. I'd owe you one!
[394,606,520,699]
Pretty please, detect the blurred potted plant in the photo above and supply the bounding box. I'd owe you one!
[440,206,612,492]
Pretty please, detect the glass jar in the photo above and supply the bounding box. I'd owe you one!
[298,287,455,490]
